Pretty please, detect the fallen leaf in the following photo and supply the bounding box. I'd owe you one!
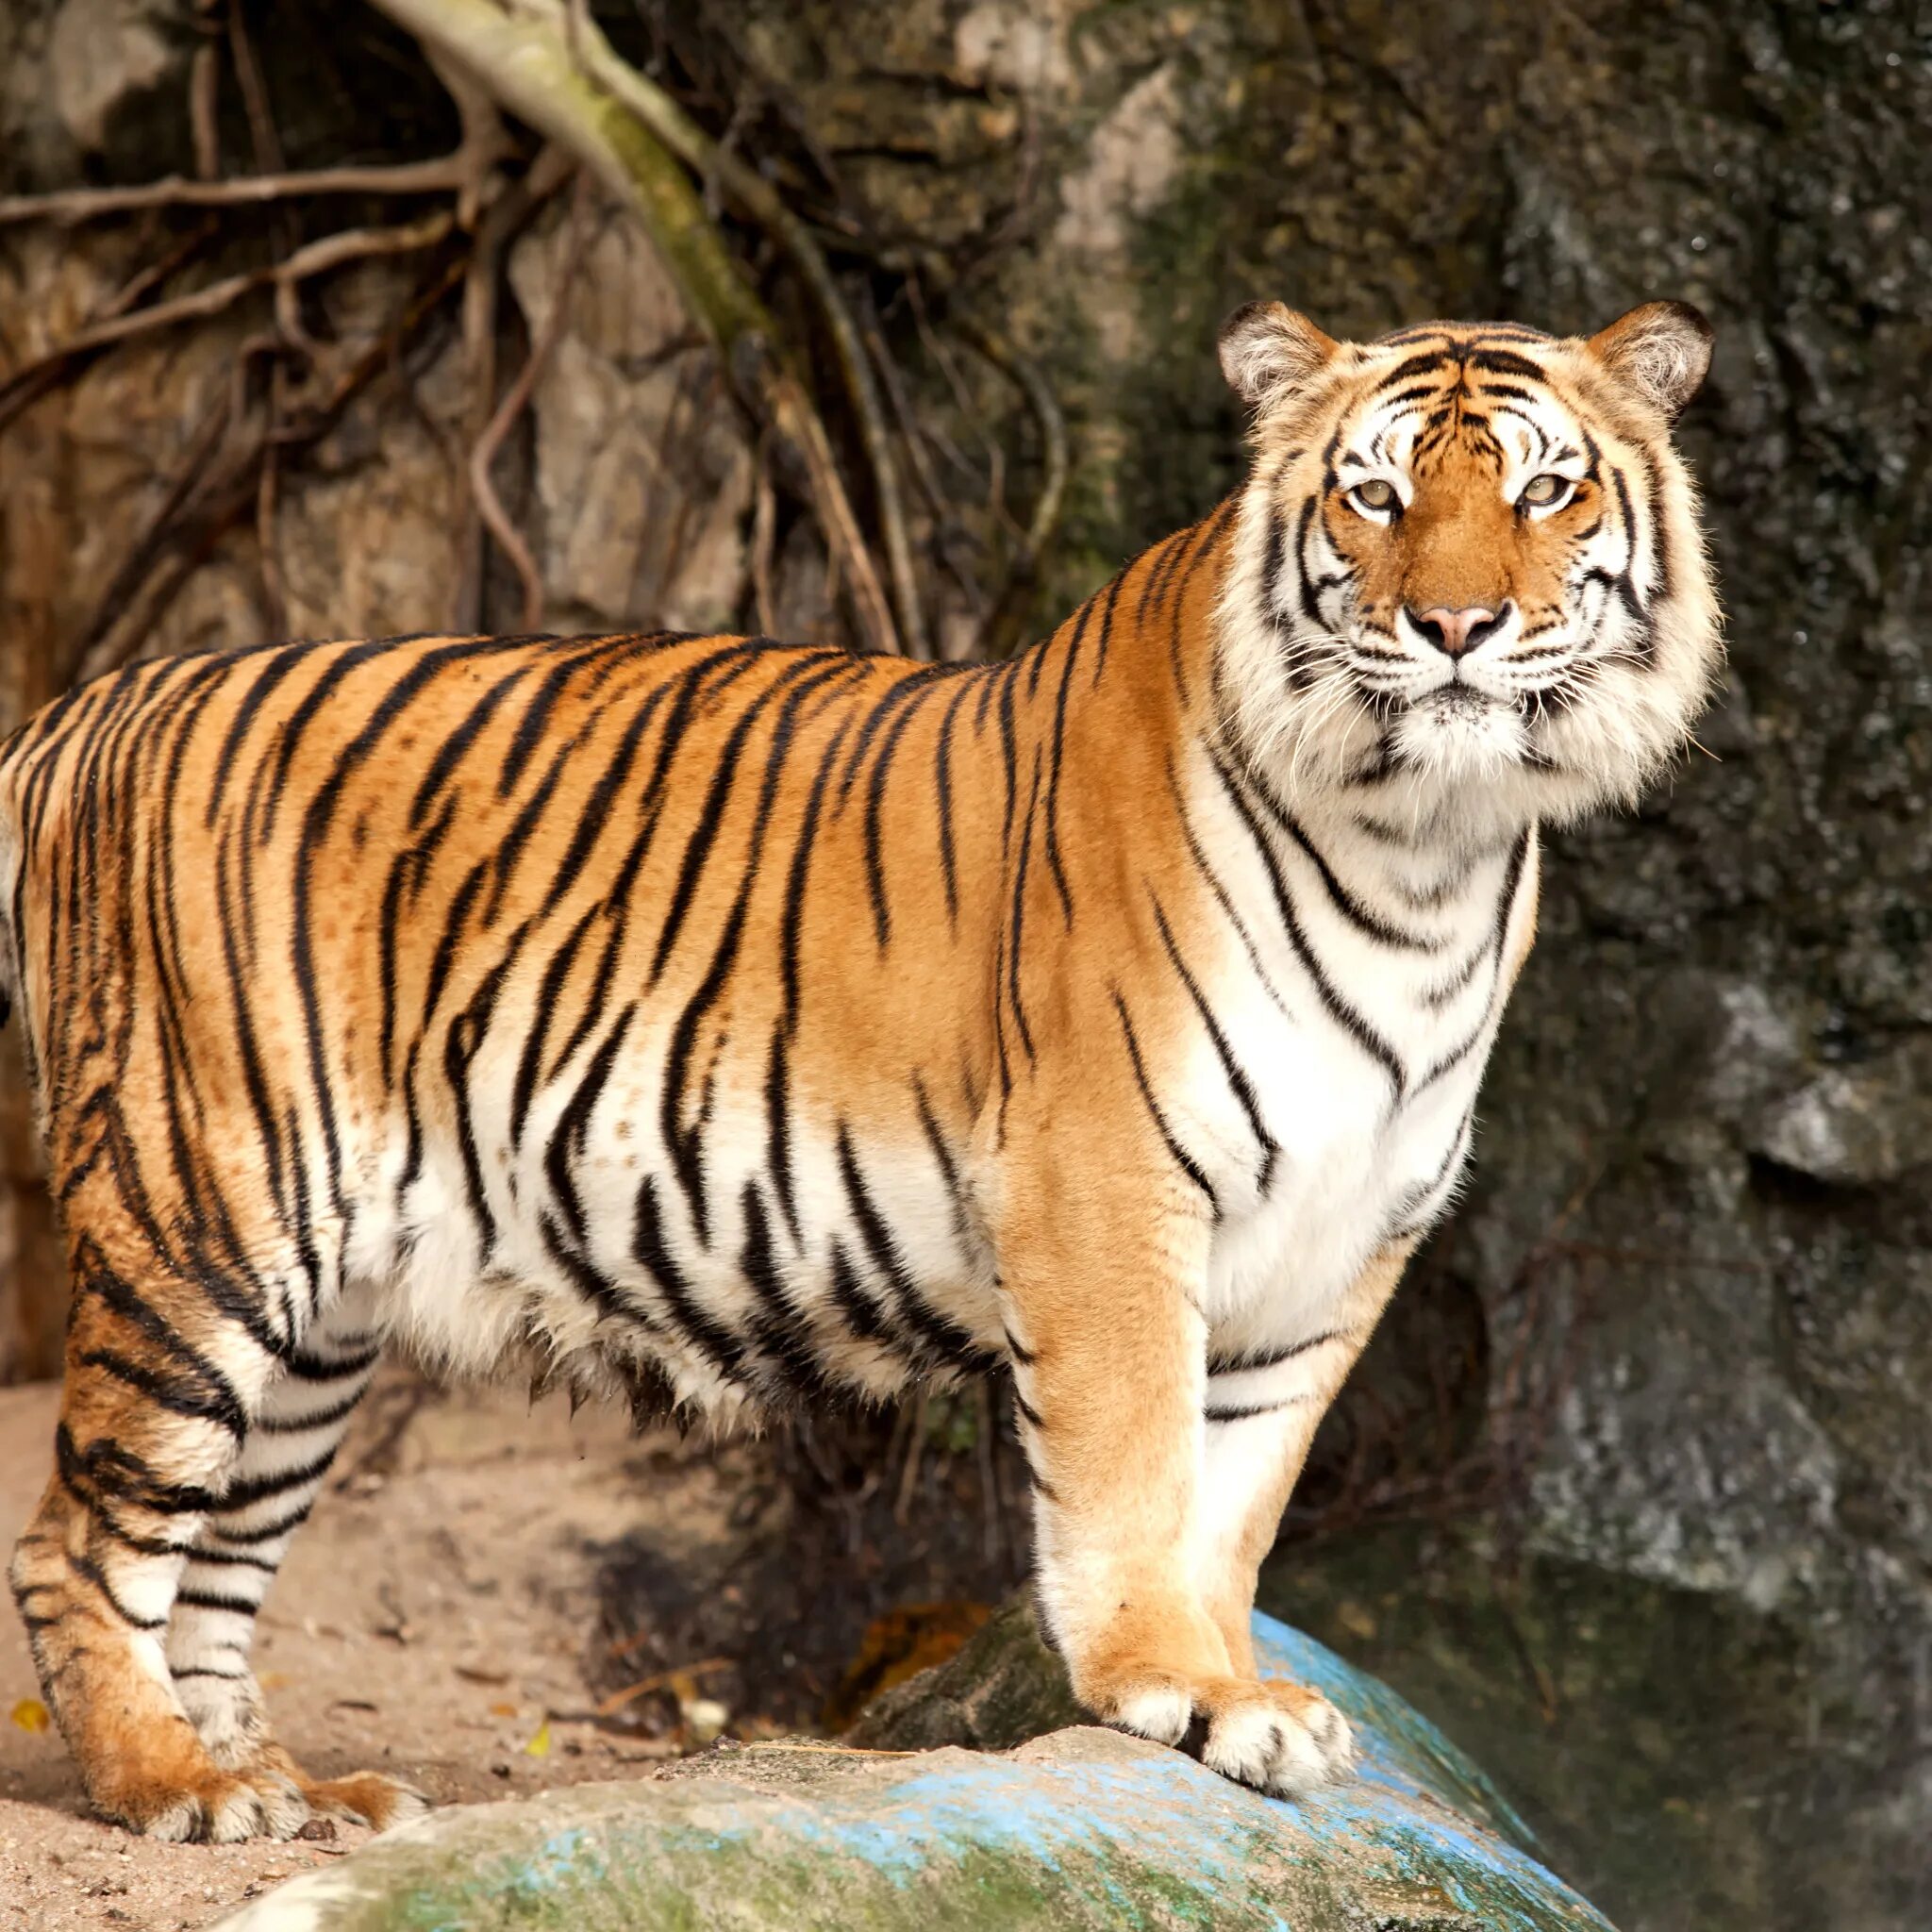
[455,1664,511,1687]
[489,1701,519,1720]
[9,1698,49,1735]
[523,1720,552,1758]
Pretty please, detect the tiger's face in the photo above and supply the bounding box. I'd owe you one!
[1216,302,1723,832]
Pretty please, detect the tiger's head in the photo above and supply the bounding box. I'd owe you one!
[1214,301,1723,835]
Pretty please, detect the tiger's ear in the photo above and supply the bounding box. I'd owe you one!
[1586,302,1713,421]
[1218,302,1339,412]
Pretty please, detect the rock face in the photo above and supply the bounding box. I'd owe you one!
[2,3,1928,1924]
[215,1609,1616,1932]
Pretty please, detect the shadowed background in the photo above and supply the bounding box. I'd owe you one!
[0,4,1928,1928]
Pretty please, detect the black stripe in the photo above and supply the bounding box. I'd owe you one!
[174,1585,261,1616]
[1248,781,1441,951]
[66,1549,166,1631]
[933,675,974,924]
[1089,565,1130,687]
[547,1003,637,1245]
[219,1447,341,1512]
[1206,1397,1307,1424]
[283,1344,380,1383]
[1006,756,1041,1063]
[1148,894,1278,1194]
[257,1385,369,1436]
[181,1546,276,1571]
[633,1175,753,1388]
[409,658,536,827]
[1167,754,1290,1017]
[1109,989,1218,1218]
[912,1072,974,1256]
[1210,751,1406,1095]
[1208,1329,1345,1376]
[837,1124,995,1374]
[740,1181,835,1399]
[780,717,858,1038]
[510,901,602,1147]
[652,651,845,988]
[74,1349,244,1441]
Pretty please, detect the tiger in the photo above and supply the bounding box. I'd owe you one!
[2,299,1719,1842]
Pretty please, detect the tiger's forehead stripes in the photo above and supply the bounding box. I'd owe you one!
[1339,335,1584,485]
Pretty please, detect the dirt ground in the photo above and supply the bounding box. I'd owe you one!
[0,1374,750,1932]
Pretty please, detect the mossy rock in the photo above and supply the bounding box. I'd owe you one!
[218,1607,1614,1931]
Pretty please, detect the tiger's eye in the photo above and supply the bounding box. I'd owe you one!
[1351,477,1398,512]
[1520,473,1570,508]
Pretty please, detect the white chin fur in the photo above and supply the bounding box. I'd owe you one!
[1387,691,1529,781]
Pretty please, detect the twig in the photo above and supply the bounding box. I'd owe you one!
[441,142,575,627]
[256,350,290,638]
[0,156,486,228]
[893,1391,929,1526]
[71,246,471,683]
[0,217,220,437]
[975,1379,1002,1566]
[0,210,455,379]
[592,1656,732,1719]
[63,375,249,683]
[750,438,778,635]
[189,1,222,180]
[423,45,515,230]
[470,169,591,630]
[226,0,287,176]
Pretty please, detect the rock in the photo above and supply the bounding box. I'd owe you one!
[1750,1041,1932,1187]
[508,195,755,636]
[844,1597,1085,1751]
[216,1608,1615,1931]
[45,0,183,155]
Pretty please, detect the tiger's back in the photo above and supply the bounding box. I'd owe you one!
[2,630,1057,1418]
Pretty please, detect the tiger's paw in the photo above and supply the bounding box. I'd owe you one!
[97,1765,311,1843]
[303,1769,430,1833]
[1108,1673,1356,1801]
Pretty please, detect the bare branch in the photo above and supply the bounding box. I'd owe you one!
[0,209,455,387]
[189,1,222,180]
[0,157,482,228]
[73,250,472,684]
[226,0,287,175]
[0,217,220,437]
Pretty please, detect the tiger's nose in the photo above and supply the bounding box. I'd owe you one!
[1408,604,1507,658]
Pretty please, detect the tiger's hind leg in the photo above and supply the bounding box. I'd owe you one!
[165,1289,425,1832]
[8,1243,313,1842]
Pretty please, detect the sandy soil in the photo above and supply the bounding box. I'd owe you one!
[0,1374,729,1932]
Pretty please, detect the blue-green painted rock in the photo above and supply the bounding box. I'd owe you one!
[218,1613,1615,1931]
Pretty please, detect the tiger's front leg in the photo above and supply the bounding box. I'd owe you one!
[1195,1240,1416,1680]
[997,1141,1355,1801]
